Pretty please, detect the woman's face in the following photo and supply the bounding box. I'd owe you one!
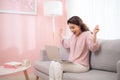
[68,23,82,36]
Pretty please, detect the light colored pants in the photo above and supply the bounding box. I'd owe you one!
[49,61,89,80]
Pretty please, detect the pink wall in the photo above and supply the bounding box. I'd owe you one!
[0,0,67,74]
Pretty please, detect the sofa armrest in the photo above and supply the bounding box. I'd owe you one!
[40,49,50,61]
[117,60,120,80]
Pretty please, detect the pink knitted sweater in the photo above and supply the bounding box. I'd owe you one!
[62,31,100,67]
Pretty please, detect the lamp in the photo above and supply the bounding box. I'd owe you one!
[44,0,63,44]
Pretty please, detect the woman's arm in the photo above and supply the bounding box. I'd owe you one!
[87,25,100,52]
[59,28,70,48]
[93,25,99,43]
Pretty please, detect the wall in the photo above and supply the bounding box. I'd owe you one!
[0,0,67,74]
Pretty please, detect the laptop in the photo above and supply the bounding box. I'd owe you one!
[45,45,72,63]
[45,45,61,61]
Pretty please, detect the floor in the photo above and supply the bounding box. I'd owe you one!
[0,73,41,80]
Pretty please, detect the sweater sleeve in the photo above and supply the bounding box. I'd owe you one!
[61,37,71,48]
[87,32,100,52]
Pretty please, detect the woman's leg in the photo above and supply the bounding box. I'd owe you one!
[49,61,56,80]
[49,61,63,80]
[61,62,89,73]
[54,62,63,80]
[49,61,89,80]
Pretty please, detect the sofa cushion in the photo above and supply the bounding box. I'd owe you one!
[91,39,120,72]
[34,69,49,80]
[63,70,117,80]
[34,61,50,75]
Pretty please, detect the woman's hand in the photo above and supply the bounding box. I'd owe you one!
[93,25,99,35]
[93,25,99,43]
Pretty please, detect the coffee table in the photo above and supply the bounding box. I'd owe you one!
[0,65,31,80]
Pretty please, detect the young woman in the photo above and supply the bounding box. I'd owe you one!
[49,16,100,80]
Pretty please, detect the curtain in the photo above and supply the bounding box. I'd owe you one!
[66,0,120,39]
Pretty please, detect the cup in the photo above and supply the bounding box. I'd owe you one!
[23,59,30,67]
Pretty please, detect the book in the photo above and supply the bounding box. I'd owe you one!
[3,61,22,69]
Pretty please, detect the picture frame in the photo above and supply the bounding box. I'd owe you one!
[0,0,37,15]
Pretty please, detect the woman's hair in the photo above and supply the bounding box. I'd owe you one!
[67,16,89,32]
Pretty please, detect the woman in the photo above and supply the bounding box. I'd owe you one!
[49,16,100,80]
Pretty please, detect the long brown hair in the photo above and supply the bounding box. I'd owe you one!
[67,16,89,32]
